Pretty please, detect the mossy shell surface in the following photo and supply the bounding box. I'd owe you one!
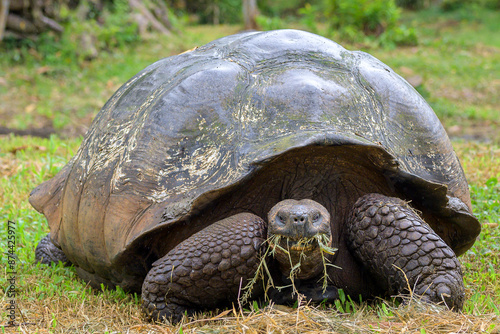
[30,30,480,290]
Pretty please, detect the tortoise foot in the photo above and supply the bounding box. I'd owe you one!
[35,234,70,265]
[413,268,464,310]
[141,213,266,323]
[347,193,465,310]
[142,295,191,324]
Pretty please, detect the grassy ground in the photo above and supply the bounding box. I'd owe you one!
[1,5,499,333]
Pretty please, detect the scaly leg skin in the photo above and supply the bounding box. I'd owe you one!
[35,233,70,265]
[347,193,465,310]
[141,213,267,323]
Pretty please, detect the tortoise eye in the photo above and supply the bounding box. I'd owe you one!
[276,215,285,225]
[313,213,321,222]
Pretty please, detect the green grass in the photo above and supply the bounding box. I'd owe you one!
[1,5,499,332]
[456,142,500,316]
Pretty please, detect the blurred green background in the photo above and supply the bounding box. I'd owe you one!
[0,0,498,143]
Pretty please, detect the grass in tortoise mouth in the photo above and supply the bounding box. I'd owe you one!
[275,237,317,251]
[240,234,339,305]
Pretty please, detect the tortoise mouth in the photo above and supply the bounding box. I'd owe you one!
[268,233,334,256]
[270,236,319,253]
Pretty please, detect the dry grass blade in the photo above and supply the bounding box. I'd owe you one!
[168,298,500,334]
[240,235,276,304]
[3,278,500,333]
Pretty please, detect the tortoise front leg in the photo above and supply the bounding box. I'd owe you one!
[141,213,266,323]
[346,193,465,310]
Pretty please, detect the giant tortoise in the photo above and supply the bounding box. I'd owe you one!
[32,29,481,322]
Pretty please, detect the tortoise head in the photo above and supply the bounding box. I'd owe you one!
[267,199,333,280]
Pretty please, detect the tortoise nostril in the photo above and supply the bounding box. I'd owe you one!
[293,215,307,224]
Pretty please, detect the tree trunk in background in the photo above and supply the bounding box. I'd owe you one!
[1,0,64,41]
[0,0,9,41]
[0,0,175,42]
[242,0,258,30]
[129,0,172,35]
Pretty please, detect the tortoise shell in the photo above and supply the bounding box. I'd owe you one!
[30,29,480,290]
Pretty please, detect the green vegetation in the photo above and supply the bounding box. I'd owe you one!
[1,4,498,140]
[456,142,500,317]
[0,2,499,332]
[323,0,418,46]
[258,0,418,46]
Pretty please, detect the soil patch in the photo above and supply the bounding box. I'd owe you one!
[0,126,55,138]
[446,119,500,144]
